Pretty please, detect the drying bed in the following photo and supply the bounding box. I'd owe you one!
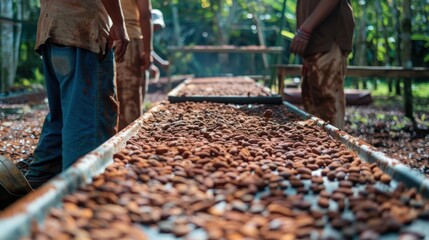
[2,102,428,240]
[0,90,46,105]
[168,77,282,104]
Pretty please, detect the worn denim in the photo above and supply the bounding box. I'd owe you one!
[25,42,118,188]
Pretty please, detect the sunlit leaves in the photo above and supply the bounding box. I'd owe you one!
[280,30,294,40]
[411,34,429,42]
[201,0,210,8]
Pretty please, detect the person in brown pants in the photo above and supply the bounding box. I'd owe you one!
[117,0,152,131]
[291,0,355,129]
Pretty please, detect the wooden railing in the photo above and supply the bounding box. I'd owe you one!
[272,64,429,118]
[273,64,429,78]
[167,46,284,90]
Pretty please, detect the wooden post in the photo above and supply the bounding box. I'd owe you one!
[269,0,287,89]
[401,0,413,120]
[388,79,393,94]
[278,68,286,99]
[167,53,173,92]
[395,79,401,95]
[404,79,413,119]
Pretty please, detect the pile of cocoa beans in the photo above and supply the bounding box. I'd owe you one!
[178,78,272,97]
[26,102,428,240]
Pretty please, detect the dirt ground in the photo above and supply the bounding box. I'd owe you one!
[1,78,428,177]
[344,104,429,176]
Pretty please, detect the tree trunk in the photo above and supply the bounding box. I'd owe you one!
[210,0,239,46]
[393,0,403,66]
[211,0,225,45]
[209,0,240,75]
[374,1,391,91]
[401,0,414,120]
[393,0,402,95]
[354,5,367,89]
[251,0,268,76]
[375,1,391,66]
[1,0,15,92]
[14,0,23,84]
[270,0,288,90]
[401,0,412,69]
[384,1,395,93]
[170,4,182,47]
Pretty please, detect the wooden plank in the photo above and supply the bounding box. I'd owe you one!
[347,66,429,78]
[272,64,427,120]
[167,46,284,90]
[168,46,284,54]
[272,64,301,76]
[272,64,429,78]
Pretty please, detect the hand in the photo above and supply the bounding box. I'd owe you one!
[290,34,309,56]
[108,24,129,62]
[290,29,311,56]
[140,51,152,71]
[150,64,159,77]
[161,61,169,71]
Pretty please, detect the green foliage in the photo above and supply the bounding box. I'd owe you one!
[15,40,43,89]
[420,113,426,122]
[412,34,429,62]
[349,0,429,67]
[33,68,44,84]
[5,0,429,90]
[280,30,294,40]
[345,78,429,99]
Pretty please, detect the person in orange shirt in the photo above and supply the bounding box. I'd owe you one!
[116,0,152,131]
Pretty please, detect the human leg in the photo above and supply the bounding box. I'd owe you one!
[301,43,347,129]
[26,43,118,188]
[25,43,65,188]
[149,64,160,83]
[61,47,117,170]
[116,39,144,131]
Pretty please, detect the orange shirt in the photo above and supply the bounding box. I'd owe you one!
[297,0,355,56]
[35,0,110,54]
[121,0,143,39]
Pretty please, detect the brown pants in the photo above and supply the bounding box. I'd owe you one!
[116,39,147,131]
[301,43,348,129]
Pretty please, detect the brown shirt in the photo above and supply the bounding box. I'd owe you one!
[121,0,143,39]
[297,0,355,56]
[35,0,110,54]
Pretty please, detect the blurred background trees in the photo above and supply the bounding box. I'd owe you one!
[0,0,428,92]
[0,0,41,92]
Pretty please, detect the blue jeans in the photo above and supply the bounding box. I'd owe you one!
[25,42,118,188]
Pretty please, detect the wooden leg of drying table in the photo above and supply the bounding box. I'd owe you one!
[278,68,285,100]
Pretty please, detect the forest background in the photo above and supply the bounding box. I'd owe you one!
[0,0,428,97]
